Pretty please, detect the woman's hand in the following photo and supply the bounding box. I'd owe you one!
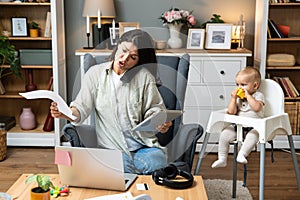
[50,102,80,122]
[157,121,172,133]
[50,102,66,119]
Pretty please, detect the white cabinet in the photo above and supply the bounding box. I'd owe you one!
[184,53,250,151]
[0,1,66,146]
[76,49,251,151]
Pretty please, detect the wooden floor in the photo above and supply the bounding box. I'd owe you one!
[1,147,300,200]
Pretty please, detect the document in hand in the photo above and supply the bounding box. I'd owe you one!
[131,110,182,132]
[19,90,77,121]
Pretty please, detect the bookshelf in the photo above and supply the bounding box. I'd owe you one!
[0,1,66,146]
[255,0,300,148]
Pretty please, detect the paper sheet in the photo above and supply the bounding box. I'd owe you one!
[84,191,133,200]
[19,90,77,121]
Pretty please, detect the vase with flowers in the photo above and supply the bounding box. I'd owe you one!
[159,7,197,48]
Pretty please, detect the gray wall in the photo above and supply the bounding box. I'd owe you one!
[64,0,256,102]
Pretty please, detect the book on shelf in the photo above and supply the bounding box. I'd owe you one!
[268,19,284,38]
[273,77,299,98]
[0,116,16,131]
[285,77,300,97]
[44,12,52,38]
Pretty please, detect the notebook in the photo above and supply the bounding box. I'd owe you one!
[55,146,137,191]
[131,110,183,131]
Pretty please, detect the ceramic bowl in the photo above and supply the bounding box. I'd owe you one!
[155,40,167,50]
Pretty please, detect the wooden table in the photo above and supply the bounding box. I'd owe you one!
[6,174,207,200]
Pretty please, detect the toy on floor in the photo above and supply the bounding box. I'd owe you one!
[50,185,69,198]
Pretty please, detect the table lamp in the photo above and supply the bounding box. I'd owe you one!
[82,0,116,49]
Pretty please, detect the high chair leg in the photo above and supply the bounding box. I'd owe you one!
[287,135,300,191]
[259,143,265,200]
[232,141,238,198]
[194,132,210,175]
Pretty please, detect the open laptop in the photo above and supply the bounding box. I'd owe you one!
[55,146,137,191]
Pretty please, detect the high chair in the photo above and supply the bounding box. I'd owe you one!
[194,79,300,200]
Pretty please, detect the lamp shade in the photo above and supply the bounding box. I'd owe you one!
[82,0,116,18]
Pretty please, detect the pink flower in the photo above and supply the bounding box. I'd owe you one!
[160,7,197,27]
[187,15,197,26]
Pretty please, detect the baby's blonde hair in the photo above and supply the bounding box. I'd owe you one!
[236,66,261,86]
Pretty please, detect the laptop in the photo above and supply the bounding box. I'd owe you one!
[55,146,137,191]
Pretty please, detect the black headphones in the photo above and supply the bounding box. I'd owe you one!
[152,164,194,189]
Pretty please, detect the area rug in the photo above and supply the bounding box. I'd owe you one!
[203,179,253,200]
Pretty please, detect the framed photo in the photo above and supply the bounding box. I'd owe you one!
[187,29,205,49]
[11,17,28,37]
[205,23,232,49]
[109,27,120,46]
[119,22,140,36]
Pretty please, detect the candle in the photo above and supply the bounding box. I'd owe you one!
[97,9,101,29]
[112,19,115,39]
[86,15,90,34]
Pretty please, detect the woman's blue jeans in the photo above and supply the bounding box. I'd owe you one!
[122,147,167,175]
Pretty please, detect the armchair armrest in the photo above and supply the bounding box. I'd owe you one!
[62,124,97,147]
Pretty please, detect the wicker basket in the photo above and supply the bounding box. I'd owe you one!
[0,131,7,161]
[285,102,298,135]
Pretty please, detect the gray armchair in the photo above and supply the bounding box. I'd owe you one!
[62,53,203,173]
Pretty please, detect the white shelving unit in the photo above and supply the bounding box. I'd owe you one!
[0,0,66,146]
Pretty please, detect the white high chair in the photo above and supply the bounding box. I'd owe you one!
[194,79,300,200]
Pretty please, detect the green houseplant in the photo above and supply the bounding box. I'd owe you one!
[29,21,40,37]
[0,35,21,94]
[201,14,225,28]
[25,174,55,200]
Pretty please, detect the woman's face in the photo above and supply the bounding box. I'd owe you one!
[113,41,139,75]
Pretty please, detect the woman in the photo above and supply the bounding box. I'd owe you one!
[51,29,172,174]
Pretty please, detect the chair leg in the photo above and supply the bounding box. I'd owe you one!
[287,135,300,191]
[259,143,265,200]
[232,141,238,198]
[194,132,210,175]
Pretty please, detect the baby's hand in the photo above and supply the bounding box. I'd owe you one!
[231,88,239,99]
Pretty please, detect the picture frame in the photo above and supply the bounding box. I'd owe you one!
[119,22,140,36]
[205,23,232,49]
[187,29,205,49]
[11,17,28,37]
[109,27,120,46]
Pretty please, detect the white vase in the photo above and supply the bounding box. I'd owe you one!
[167,23,183,49]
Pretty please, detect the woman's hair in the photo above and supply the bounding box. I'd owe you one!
[109,29,157,65]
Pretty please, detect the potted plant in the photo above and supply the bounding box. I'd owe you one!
[201,14,225,28]
[25,174,55,200]
[0,35,21,94]
[29,21,40,37]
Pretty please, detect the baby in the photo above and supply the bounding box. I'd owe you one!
[212,67,265,168]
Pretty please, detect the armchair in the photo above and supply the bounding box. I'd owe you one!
[62,53,203,173]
